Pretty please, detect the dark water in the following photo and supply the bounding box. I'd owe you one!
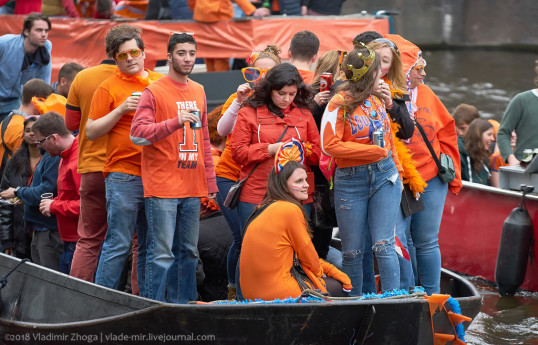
[422,49,537,122]
[424,49,538,345]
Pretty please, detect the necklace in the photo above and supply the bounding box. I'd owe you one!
[359,96,380,121]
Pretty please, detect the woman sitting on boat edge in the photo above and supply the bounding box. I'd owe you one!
[239,140,351,301]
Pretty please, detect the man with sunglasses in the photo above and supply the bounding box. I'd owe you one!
[131,32,217,304]
[65,24,139,284]
[86,26,163,297]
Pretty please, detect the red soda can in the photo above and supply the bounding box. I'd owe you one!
[320,72,333,92]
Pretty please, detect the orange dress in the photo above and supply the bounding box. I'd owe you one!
[240,201,349,300]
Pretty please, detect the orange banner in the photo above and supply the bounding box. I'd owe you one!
[0,15,388,80]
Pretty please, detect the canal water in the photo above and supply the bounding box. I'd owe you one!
[424,49,538,345]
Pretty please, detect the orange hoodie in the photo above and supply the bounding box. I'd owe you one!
[385,34,462,195]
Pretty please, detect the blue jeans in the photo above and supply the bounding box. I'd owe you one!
[395,209,415,290]
[361,231,377,294]
[405,176,448,295]
[145,197,200,304]
[216,177,242,286]
[334,155,401,296]
[326,246,342,270]
[0,97,20,122]
[236,201,258,300]
[95,173,147,296]
[59,242,77,275]
[168,0,193,19]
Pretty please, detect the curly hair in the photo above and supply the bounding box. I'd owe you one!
[252,44,282,66]
[207,105,225,148]
[464,118,493,173]
[245,63,313,118]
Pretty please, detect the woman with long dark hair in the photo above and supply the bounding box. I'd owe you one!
[230,62,321,229]
[0,117,42,258]
[460,118,494,185]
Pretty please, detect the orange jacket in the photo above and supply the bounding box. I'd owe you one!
[230,104,320,204]
[188,0,256,22]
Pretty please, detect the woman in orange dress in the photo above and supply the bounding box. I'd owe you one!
[240,140,351,300]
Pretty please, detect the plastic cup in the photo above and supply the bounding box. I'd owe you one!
[40,193,54,200]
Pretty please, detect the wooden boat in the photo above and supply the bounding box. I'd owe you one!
[0,253,480,345]
[439,181,538,292]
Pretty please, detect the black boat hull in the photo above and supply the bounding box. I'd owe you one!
[0,254,481,345]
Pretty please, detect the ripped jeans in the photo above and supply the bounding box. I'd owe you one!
[334,154,401,296]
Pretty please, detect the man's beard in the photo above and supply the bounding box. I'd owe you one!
[171,56,194,76]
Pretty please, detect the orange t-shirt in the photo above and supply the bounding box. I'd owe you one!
[240,201,324,300]
[298,69,314,84]
[130,76,218,198]
[66,62,116,174]
[214,92,241,181]
[89,68,163,176]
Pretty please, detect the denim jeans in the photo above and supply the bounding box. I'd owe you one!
[395,209,415,290]
[361,231,377,294]
[334,155,401,296]
[216,177,242,286]
[168,0,193,19]
[236,201,258,300]
[95,173,147,296]
[405,176,448,295]
[59,242,77,275]
[145,197,200,304]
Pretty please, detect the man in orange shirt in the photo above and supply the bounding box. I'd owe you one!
[86,27,162,296]
[65,24,139,283]
[131,33,217,303]
[288,30,319,84]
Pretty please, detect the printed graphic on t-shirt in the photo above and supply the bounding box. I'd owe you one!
[176,100,200,170]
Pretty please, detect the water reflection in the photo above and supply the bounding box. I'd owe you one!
[465,277,538,345]
[422,50,537,121]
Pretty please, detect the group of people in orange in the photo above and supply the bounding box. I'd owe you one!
[0,9,477,304]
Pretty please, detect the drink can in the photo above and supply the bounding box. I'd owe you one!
[131,91,142,97]
[373,130,384,148]
[190,110,202,130]
[320,73,333,92]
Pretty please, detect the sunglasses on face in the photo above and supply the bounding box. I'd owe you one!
[116,48,142,61]
[241,67,270,83]
[412,66,425,73]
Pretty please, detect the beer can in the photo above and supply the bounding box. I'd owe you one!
[131,91,142,97]
[320,73,333,92]
[373,130,384,148]
[190,110,202,130]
